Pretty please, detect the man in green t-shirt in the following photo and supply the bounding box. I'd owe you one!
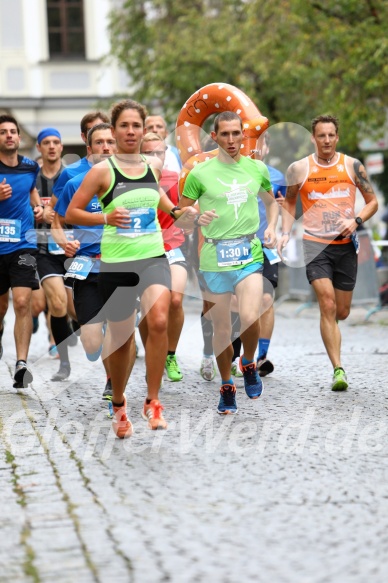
[180,111,278,414]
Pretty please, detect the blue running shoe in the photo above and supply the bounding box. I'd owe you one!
[48,344,59,359]
[217,383,238,415]
[240,357,263,399]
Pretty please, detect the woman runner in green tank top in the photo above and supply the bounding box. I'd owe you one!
[66,99,196,438]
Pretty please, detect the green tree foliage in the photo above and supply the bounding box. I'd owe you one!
[109,0,388,151]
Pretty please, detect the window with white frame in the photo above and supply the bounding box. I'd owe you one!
[47,0,85,58]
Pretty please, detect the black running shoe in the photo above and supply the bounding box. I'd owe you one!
[102,378,112,400]
[13,361,33,388]
[257,357,274,377]
[51,364,71,381]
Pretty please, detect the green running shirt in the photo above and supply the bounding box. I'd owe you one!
[99,156,165,263]
[183,156,271,271]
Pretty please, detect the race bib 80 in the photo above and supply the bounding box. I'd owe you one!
[64,255,94,280]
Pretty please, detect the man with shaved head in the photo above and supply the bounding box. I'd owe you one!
[145,115,182,174]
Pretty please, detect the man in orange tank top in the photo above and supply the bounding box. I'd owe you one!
[278,115,378,391]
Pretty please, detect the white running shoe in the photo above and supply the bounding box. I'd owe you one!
[231,357,243,377]
[200,355,216,381]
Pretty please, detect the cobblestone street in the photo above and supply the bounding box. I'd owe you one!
[1,295,388,583]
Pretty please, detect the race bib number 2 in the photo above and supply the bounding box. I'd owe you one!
[0,218,21,242]
[117,208,157,237]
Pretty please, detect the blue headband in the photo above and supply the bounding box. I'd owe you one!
[37,128,61,144]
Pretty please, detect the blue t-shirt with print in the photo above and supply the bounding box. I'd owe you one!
[55,170,102,268]
[52,157,92,201]
[0,155,40,254]
[257,165,286,242]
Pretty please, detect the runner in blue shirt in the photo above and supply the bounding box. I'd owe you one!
[231,132,286,379]
[46,111,109,382]
[0,114,44,387]
[53,123,118,400]
[52,111,109,204]
[255,136,286,376]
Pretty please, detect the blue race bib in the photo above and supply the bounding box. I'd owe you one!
[166,247,185,265]
[351,231,360,255]
[117,208,157,238]
[48,230,74,255]
[0,218,21,242]
[263,247,281,265]
[64,255,94,280]
[216,238,252,267]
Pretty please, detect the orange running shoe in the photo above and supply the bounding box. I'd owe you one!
[112,396,133,438]
[142,399,168,430]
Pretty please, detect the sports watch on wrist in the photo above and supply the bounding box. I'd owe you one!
[170,206,181,219]
[355,216,363,226]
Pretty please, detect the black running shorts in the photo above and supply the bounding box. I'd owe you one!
[36,253,67,281]
[72,273,106,326]
[0,248,40,294]
[303,241,357,291]
[98,255,171,322]
[263,254,278,292]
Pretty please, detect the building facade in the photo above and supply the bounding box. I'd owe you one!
[0,0,128,154]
